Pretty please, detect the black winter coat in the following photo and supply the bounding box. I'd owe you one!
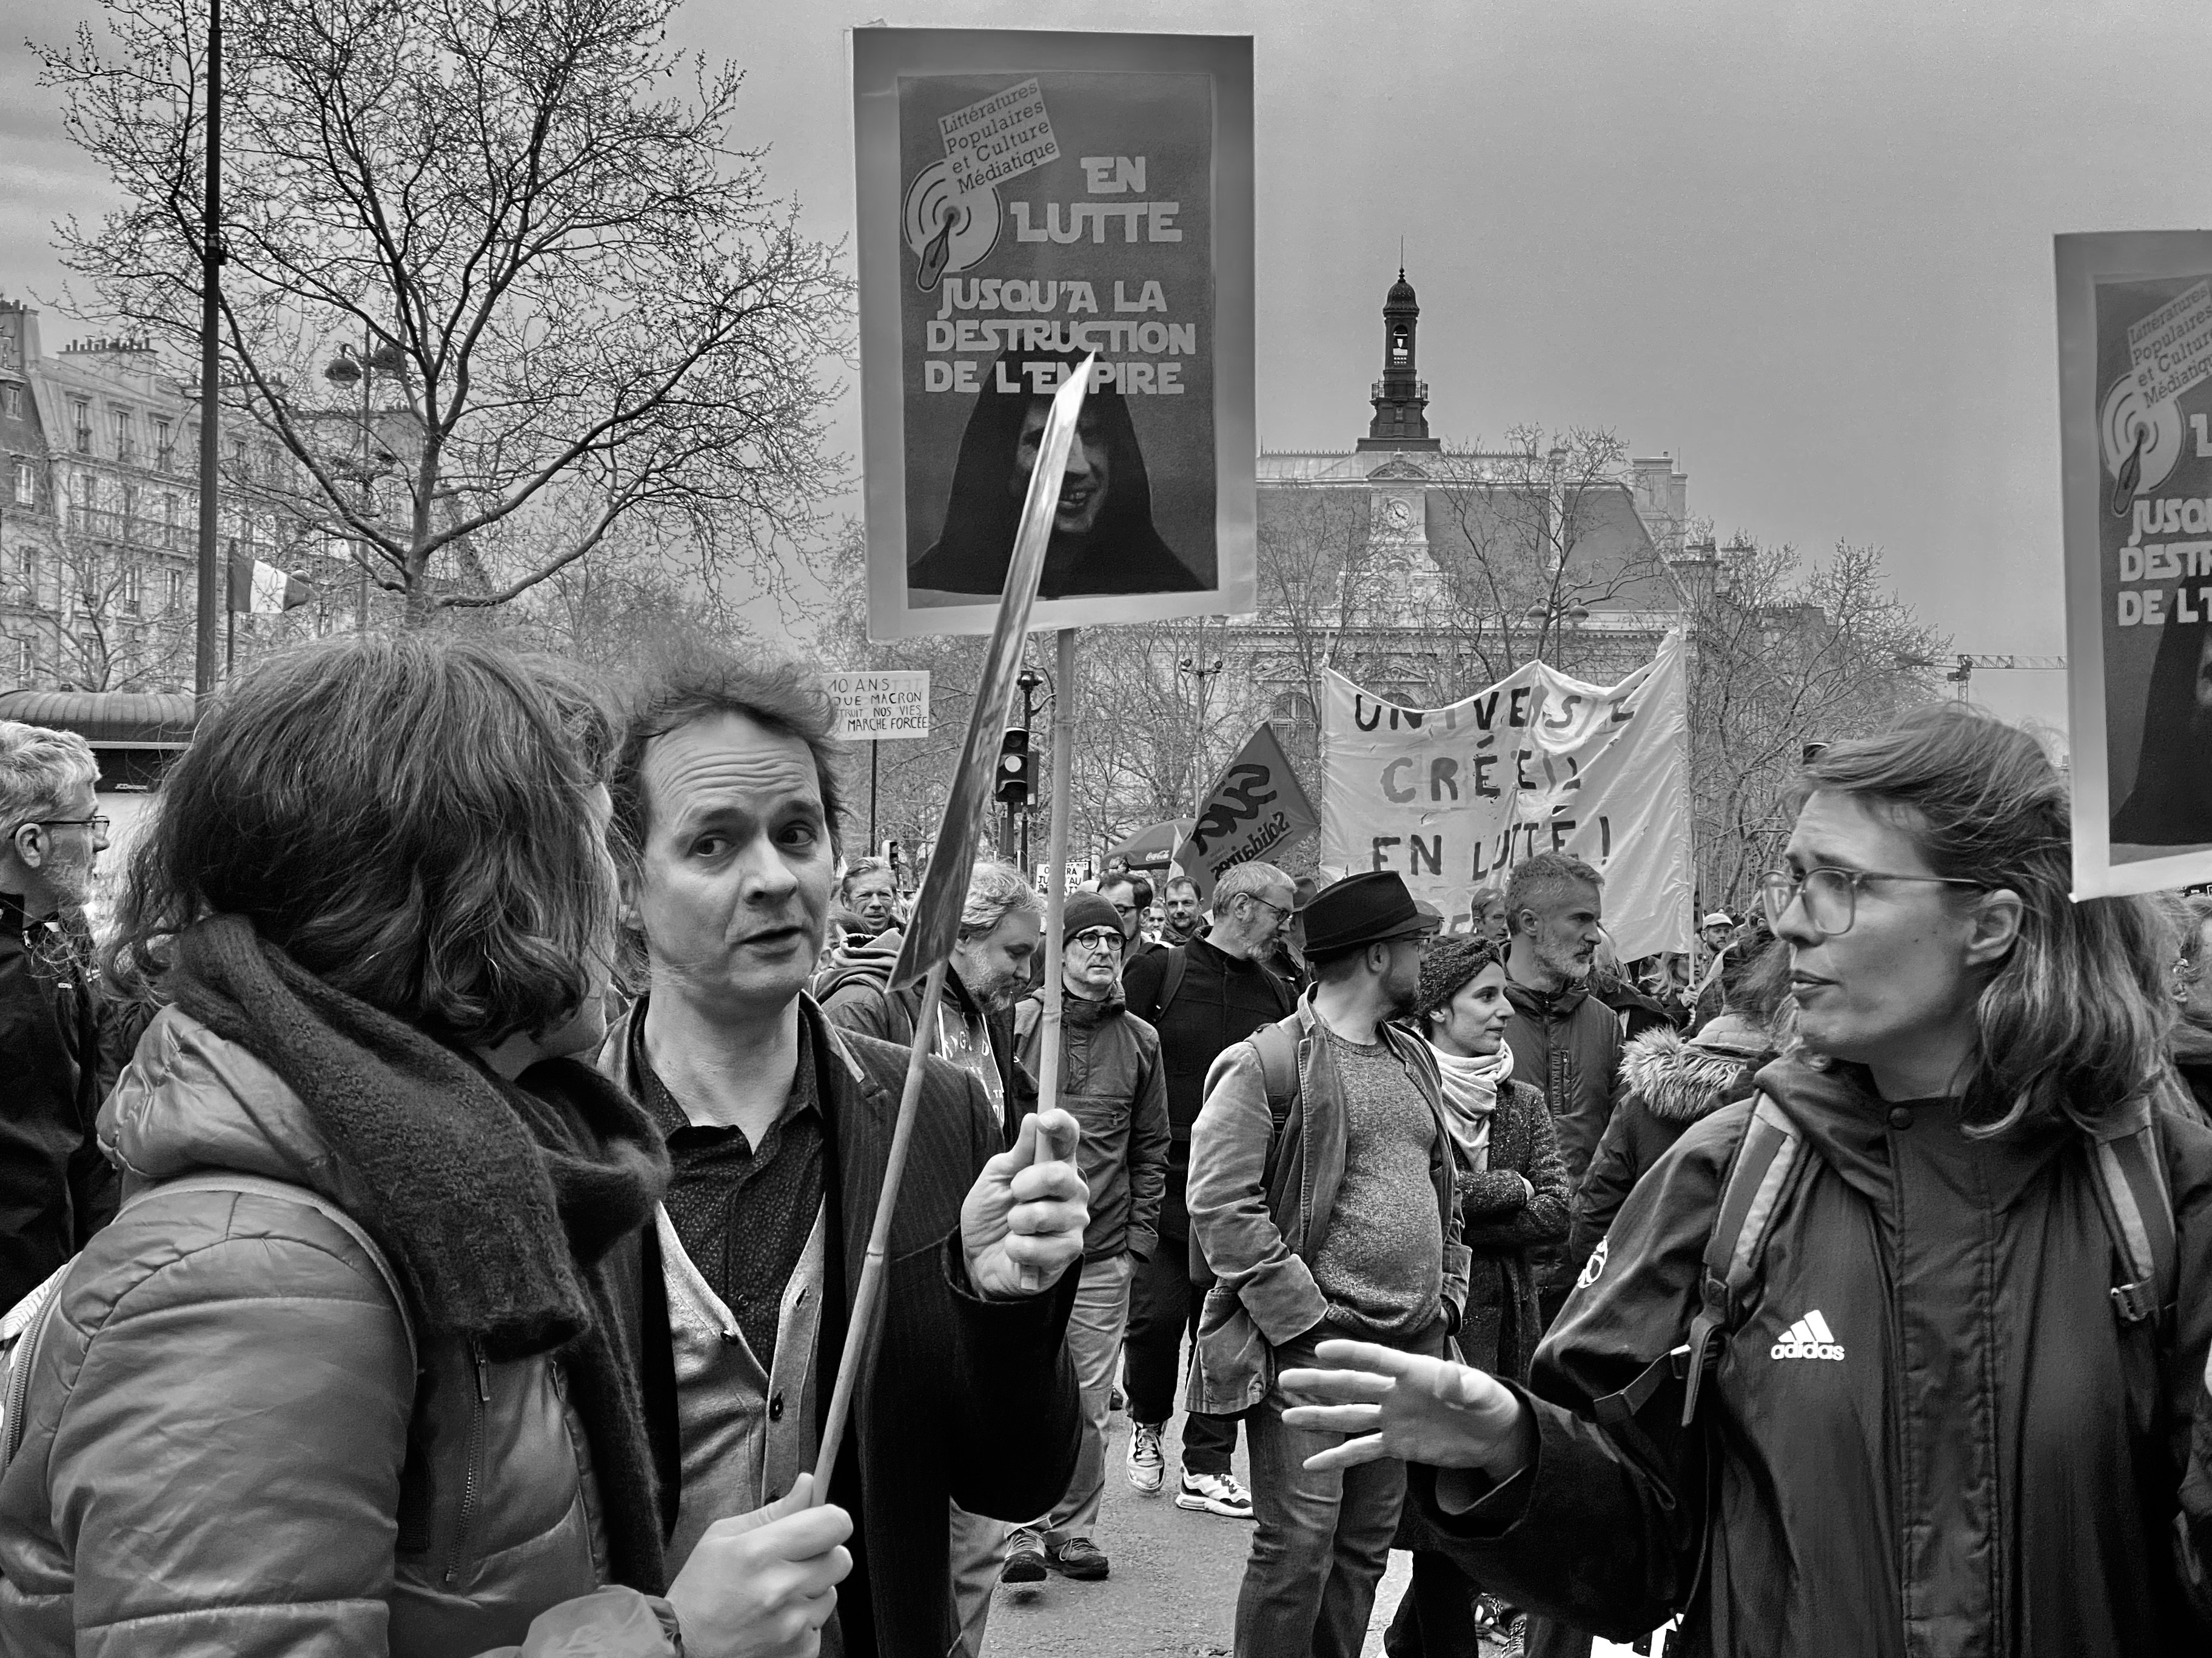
[1451,1077,1570,1384]
[1501,977,1623,1301]
[1412,1052,2212,1657]
[1567,1014,1772,1274]
[0,893,118,1308]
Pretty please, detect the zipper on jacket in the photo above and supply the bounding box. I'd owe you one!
[443,1340,490,1587]
[1,1300,52,1468]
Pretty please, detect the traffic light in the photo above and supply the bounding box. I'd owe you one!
[995,728,1033,808]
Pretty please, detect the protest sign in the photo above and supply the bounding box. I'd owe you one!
[1175,723,1321,903]
[853,28,1255,638]
[2057,232,2212,895]
[826,670,931,740]
[1319,634,1692,960]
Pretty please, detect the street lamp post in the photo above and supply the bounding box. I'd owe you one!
[1017,663,1049,873]
[192,0,224,703]
[323,335,406,632]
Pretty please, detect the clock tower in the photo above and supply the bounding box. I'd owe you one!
[1356,267,1441,452]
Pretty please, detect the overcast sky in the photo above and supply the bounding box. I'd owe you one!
[7,0,2207,735]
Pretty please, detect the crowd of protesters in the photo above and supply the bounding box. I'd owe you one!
[2,640,2212,1658]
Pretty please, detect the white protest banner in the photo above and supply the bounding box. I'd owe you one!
[1175,723,1321,903]
[2057,232,2212,895]
[1320,634,1693,960]
[826,671,932,740]
[853,28,1255,637]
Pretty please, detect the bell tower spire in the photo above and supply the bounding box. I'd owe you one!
[1357,265,1439,451]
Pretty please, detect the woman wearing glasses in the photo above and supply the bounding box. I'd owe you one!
[1280,703,2212,1653]
[1002,892,1171,1586]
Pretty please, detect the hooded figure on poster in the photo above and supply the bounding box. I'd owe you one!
[908,346,1205,602]
[2112,609,2212,847]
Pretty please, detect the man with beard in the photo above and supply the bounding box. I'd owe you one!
[1186,872,1464,1658]
[0,720,118,1309]
[906,350,1205,602]
[1101,871,1161,963]
[1159,876,1205,947]
[601,661,1086,1658]
[1498,852,1621,1327]
[819,861,1041,1146]
[999,892,1170,1589]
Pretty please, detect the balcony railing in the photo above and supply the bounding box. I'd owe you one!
[67,506,194,552]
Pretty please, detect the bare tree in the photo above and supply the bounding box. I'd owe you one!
[41,0,846,625]
[1684,536,1947,905]
[1424,426,1675,691]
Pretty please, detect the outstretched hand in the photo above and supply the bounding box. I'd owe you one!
[1279,1340,1530,1477]
[961,1106,1088,1298]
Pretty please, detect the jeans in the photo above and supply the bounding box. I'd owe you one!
[1039,1252,1133,1545]
[1123,1233,1238,1475]
[946,1501,1007,1658]
[1233,1323,1443,1658]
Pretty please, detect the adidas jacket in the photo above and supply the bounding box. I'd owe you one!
[1409,1050,2212,1656]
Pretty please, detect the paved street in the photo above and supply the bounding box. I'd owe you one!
[979,1406,1647,1658]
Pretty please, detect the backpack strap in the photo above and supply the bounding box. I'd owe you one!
[2088,1115,2178,1326]
[1151,948,1188,1026]
[1679,1093,1809,1426]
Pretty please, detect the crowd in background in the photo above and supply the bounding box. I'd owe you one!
[2,640,2212,1658]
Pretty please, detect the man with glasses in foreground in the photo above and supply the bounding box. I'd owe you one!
[0,720,118,1309]
[1119,861,1300,1518]
[1000,891,1170,1588]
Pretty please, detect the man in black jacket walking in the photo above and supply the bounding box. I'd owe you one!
[0,719,117,1311]
[1119,860,1298,1519]
[603,654,1088,1658]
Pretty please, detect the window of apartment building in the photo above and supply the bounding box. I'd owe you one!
[153,417,173,471]
[11,637,30,687]
[10,460,30,506]
[161,492,179,548]
[122,563,144,615]
[164,566,184,611]
[111,409,133,463]
[69,399,91,454]
[1,384,21,420]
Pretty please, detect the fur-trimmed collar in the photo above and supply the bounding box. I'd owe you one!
[1619,1018,1775,1124]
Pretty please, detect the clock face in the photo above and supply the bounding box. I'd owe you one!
[1386,498,1413,528]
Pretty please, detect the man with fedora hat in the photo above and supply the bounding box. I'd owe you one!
[1185,871,1470,1658]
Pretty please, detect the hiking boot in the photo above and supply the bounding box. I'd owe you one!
[1174,1469,1254,1519]
[1000,1528,1047,1585]
[1125,1421,1165,1494]
[1047,1536,1110,1580]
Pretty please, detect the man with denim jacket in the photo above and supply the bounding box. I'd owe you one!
[1186,871,1469,1658]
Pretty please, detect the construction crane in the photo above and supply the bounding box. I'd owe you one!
[1945,654,2066,701]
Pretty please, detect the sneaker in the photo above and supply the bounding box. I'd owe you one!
[1047,1536,1110,1580]
[1125,1422,1165,1494]
[1474,1596,1525,1657]
[1109,1384,1126,1413]
[1174,1469,1255,1519]
[1000,1528,1047,1585]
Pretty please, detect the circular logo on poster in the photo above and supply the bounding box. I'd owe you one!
[904,161,1002,294]
[2101,376,2183,505]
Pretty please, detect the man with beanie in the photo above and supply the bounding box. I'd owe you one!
[1187,871,1467,1658]
[1119,861,1300,1519]
[999,891,1171,1587]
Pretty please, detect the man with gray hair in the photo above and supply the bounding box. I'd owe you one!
[0,719,118,1308]
[1118,859,1299,1517]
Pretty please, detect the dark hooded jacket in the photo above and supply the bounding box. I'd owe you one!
[816,952,1036,1146]
[1567,1013,1774,1272]
[905,347,1205,600]
[1501,975,1624,1301]
[1011,982,1170,1263]
[1409,1051,2212,1656]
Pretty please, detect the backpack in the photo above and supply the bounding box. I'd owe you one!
[1185,1015,1304,1286]
[1594,1093,2179,1432]
[0,1171,417,1473]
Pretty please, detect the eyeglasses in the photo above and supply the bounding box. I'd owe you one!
[1244,895,1293,924]
[12,816,110,838]
[1108,901,1140,916]
[1757,867,1983,939]
[1070,927,1124,953]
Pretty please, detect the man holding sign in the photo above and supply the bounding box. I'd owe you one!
[598,652,1088,1658]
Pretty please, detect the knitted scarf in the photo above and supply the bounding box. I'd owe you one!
[167,914,671,1593]
[1429,1041,1515,1173]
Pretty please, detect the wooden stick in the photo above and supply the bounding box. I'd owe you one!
[811,960,948,1494]
[1021,626,1081,1292]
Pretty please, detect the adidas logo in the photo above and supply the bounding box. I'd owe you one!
[1770,1310,1845,1361]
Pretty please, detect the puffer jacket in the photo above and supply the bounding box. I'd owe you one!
[1410,1051,2212,1656]
[1502,976,1624,1301]
[1014,984,1171,1262]
[0,1007,679,1657]
[1567,1013,1772,1272]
